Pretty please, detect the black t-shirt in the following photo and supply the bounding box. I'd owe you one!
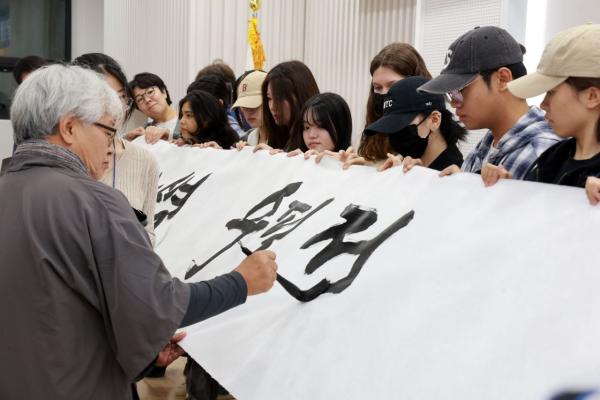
[428,144,464,171]
[552,153,600,187]
[527,138,600,187]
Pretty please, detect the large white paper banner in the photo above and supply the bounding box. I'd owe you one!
[140,140,600,400]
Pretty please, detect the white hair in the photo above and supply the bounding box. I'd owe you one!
[11,64,124,144]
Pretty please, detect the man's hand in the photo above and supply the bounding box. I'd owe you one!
[235,250,278,295]
[585,176,600,205]
[155,331,187,367]
[481,163,512,187]
[439,164,461,177]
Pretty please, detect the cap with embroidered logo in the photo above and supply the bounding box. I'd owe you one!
[232,70,267,109]
[364,76,446,136]
[418,26,526,94]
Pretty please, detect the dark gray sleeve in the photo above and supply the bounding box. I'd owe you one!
[180,271,248,327]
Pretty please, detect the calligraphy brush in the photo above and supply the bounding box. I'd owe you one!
[238,241,330,302]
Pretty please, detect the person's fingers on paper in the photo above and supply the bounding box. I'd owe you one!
[342,156,367,170]
[235,141,247,151]
[439,164,460,177]
[585,176,600,205]
[304,149,319,160]
[402,156,422,173]
[253,143,274,153]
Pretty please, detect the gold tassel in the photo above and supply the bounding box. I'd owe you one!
[248,0,266,70]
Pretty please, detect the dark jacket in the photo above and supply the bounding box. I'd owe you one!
[0,156,10,175]
[526,138,600,188]
[0,141,248,400]
[0,143,192,399]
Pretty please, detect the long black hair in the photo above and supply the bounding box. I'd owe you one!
[14,55,47,84]
[438,108,467,145]
[288,92,352,152]
[179,90,238,148]
[186,74,232,107]
[72,52,134,120]
[261,61,320,150]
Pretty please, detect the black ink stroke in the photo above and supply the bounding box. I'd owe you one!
[238,242,331,302]
[300,206,415,296]
[256,198,335,250]
[185,182,307,279]
[154,172,211,228]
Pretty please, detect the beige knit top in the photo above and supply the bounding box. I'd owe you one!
[100,139,159,246]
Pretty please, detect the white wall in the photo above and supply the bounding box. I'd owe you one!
[544,0,600,42]
[522,0,600,107]
[303,0,416,145]
[71,0,104,58]
[104,0,416,145]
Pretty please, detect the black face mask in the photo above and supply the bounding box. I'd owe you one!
[388,120,430,159]
[372,93,385,117]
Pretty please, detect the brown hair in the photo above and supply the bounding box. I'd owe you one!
[195,60,236,84]
[359,43,432,161]
[261,61,320,150]
[566,77,600,140]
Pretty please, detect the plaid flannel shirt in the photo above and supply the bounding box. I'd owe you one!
[462,106,561,179]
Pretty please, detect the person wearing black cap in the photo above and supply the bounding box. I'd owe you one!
[364,76,466,171]
[418,26,560,178]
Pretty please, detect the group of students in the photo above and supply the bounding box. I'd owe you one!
[15,24,600,223]
[111,24,600,210]
[9,22,600,400]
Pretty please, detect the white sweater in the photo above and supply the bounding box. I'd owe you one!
[100,139,160,246]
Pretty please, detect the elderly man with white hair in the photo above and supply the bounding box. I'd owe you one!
[0,64,278,399]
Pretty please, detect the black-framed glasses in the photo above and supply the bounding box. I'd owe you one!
[93,122,117,141]
[134,87,158,105]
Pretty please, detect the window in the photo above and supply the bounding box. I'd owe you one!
[0,0,71,119]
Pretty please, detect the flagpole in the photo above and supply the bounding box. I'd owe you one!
[247,0,266,70]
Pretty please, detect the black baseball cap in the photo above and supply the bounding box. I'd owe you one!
[363,76,445,136]
[418,26,526,94]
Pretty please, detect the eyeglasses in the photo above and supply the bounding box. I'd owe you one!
[134,87,158,105]
[445,76,478,105]
[93,122,117,142]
